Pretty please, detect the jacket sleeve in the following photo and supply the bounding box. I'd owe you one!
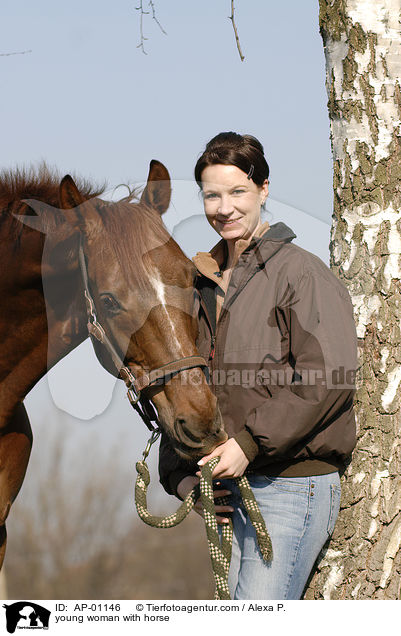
[236,268,358,462]
[158,432,198,497]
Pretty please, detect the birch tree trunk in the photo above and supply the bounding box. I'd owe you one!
[305,0,401,599]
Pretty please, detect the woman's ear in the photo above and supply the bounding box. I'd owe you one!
[260,179,269,206]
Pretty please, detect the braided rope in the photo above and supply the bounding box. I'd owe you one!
[199,458,233,599]
[135,456,272,599]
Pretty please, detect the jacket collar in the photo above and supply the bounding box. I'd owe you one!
[193,222,296,286]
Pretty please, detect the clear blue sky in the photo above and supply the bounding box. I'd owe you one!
[3,1,335,518]
[1,1,331,222]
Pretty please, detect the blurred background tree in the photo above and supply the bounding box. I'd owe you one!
[5,411,214,599]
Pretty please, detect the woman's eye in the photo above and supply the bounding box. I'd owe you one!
[100,293,121,314]
[203,192,218,200]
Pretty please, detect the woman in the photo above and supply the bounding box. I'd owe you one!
[158,132,357,600]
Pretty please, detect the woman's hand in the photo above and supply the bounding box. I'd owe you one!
[176,475,233,525]
[196,437,249,480]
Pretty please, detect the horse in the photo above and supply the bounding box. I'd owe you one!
[0,159,226,569]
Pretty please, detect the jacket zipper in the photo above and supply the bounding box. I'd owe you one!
[197,293,217,363]
[199,257,264,365]
[209,334,216,361]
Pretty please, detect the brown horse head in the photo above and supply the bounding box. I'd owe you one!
[23,161,226,459]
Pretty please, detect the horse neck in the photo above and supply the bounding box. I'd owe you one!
[0,226,88,420]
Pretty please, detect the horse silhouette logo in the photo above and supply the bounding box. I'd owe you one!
[3,602,50,633]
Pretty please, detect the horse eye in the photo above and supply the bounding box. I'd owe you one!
[100,293,121,315]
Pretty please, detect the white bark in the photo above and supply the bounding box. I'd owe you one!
[305,0,401,599]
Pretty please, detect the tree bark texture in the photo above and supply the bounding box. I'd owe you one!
[305,0,401,599]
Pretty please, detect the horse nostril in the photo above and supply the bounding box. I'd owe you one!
[174,417,203,445]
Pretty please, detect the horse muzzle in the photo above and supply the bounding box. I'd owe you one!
[171,407,227,460]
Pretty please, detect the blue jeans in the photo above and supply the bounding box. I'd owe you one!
[219,472,341,600]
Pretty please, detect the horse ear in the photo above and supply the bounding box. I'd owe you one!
[140,160,171,216]
[59,175,86,210]
[58,174,101,237]
[20,177,86,232]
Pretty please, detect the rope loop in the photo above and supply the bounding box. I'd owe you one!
[135,455,272,599]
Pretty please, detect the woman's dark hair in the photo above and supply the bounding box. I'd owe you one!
[194,132,270,188]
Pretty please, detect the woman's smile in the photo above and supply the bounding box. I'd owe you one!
[217,217,241,224]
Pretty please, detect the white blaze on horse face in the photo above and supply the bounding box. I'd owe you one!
[93,255,190,361]
[150,273,185,357]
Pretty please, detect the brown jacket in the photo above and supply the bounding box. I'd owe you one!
[159,222,357,496]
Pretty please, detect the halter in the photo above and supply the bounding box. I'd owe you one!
[77,236,209,433]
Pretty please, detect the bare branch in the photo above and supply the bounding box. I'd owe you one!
[135,1,166,55]
[135,1,149,55]
[228,0,245,62]
[0,50,32,57]
[149,1,167,35]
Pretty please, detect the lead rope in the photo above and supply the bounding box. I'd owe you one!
[135,441,273,600]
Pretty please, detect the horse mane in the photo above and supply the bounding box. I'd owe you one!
[0,162,182,290]
[66,174,181,292]
[0,162,105,239]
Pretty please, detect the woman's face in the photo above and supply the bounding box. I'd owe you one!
[201,164,269,243]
